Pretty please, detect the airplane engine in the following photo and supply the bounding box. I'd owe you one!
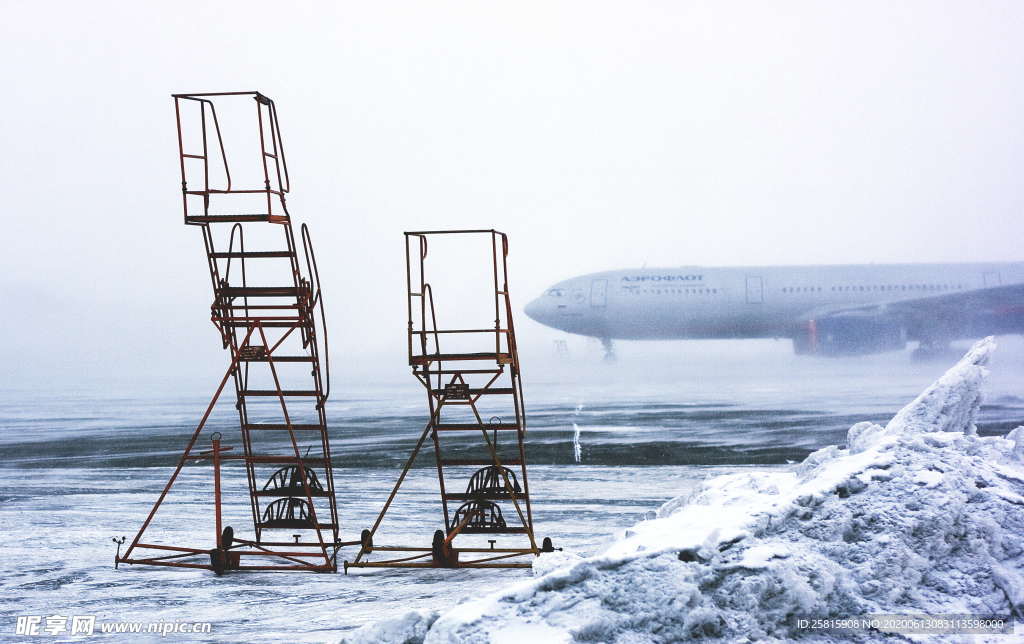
[793,314,906,356]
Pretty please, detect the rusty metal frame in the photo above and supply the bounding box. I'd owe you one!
[345,230,549,571]
[119,92,348,574]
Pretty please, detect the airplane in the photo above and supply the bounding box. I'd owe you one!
[523,262,1024,359]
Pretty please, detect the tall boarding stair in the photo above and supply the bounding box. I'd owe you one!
[118,91,349,573]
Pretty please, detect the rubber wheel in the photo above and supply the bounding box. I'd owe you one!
[209,548,227,575]
[431,529,447,566]
[221,526,234,549]
[542,537,554,553]
[360,529,373,553]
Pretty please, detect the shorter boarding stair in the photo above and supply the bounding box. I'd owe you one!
[346,230,555,572]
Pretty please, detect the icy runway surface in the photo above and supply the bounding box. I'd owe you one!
[3,341,1024,641]
[350,339,1024,642]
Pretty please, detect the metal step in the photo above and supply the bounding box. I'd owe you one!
[433,423,519,431]
[240,390,320,397]
[239,355,314,363]
[455,526,530,535]
[236,456,328,465]
[220,320,304,328]
[416,368,503,375]
[431,388,514,396]
[443,492,521,501]
[410,352,511,365]
[186,214,285,224]
[218,286,302,297]
[243,423,326,431]
[254,488,332,497]
[209,251,294,259]
[440,458,522,467]
[257,521,336,530]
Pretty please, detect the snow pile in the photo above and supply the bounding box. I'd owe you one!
[344,337,1024,642]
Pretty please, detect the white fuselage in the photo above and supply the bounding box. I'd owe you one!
[524,263,1024,341]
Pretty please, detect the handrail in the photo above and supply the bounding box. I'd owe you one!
[300,224,330,403]
[222,224,250,322]
[268,99,291,193]
[175,96,232,193]
[421,283,442,389]
[403,229,515,365]
[223,223,242,282]
[205,99,232,193]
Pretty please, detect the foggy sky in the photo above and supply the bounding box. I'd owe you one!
[2,1,1023,390]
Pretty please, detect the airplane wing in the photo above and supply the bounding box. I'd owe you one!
[797,283,1024,350]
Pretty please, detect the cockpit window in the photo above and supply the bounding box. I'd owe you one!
[546,288,565,297]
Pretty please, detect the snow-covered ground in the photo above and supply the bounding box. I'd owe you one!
[345,338,1024,642]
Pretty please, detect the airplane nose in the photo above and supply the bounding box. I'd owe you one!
[524,297,545,323]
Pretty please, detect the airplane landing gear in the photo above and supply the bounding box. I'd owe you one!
[912,339,958,362]
[600,338,616,362]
